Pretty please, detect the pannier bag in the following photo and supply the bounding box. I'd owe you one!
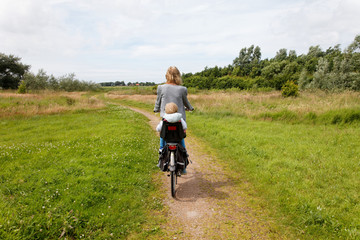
[158,144,189,172]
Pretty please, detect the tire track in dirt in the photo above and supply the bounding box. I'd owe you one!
[128,106,286,239]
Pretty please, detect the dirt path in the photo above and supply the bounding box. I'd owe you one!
[128,106,284,239]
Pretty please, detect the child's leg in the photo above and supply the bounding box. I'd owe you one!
[180,139,186,149]
[160,137,166,150]
[180,139,188,174]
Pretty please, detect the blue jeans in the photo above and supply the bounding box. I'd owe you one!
[160,138,186,149]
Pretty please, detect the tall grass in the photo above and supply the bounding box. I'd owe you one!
[103,88,360,125]
[103,86,156,95]
[187,90,360,125]
[0,91,105,118]
[0,105,164,239]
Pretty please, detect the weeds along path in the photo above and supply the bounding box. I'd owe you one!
[128,106,283,239]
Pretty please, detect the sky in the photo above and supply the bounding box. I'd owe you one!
[1,0,359,84]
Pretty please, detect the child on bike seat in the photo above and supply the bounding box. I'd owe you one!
[156,102,187,152]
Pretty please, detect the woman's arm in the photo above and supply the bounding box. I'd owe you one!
[154,85,162,112]
[182,87,194,111]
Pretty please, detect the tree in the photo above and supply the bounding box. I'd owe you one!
[261,62,282,79]
[115,81,125,86]
[233,45,262,76]
[346,35,360,53]
[307,45,324,58]
[312,58,331,89]
[324,45,342,71]
[325,44,341,56]
[23,69,49,90]
[181,34,360,91]
[0,53,30,89]
[298,68,312,89]
[275,48,287,61]
[305,57,319,73]
[288,50,297,61]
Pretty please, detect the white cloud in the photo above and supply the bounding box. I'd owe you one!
[268,0,360,54]
[0,0,359,83]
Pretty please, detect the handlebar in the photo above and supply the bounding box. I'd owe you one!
[154,108,194,112]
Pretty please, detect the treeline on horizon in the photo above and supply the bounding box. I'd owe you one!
[182,35,360,91]
[0,51,155,92]
[100,81,156,87]
[0,53,100,92]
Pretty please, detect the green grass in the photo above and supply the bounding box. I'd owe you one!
[101,90,360,238]
[107,98,154,111]
[187,112,360,239]
[0,105,163,239]
[255,108,360,125]
[102,86,157,95]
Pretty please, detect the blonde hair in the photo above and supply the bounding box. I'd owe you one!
[165,102,178,114]
[165,66,183,85]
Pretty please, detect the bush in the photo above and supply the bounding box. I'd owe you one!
[17,80,27,94]
[151,85,158,95]
[21,70,100,92]
[281,80,299,97]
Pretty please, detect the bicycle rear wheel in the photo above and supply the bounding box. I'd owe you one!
[171,170,176,197]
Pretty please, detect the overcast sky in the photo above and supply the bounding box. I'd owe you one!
[1,0,359,83]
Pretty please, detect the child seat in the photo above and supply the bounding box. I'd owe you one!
[158,120,189,172]
[160,120,186,143]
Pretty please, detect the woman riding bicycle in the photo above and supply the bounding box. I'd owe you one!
[154,66,194,149]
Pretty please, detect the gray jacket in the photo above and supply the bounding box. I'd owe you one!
[154,84,193,122]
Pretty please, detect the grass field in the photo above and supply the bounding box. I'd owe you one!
[188,90,360,239]
[189,90,360,125]
[187,113,360,239]
[109,87,360,239]
[2,88,360,239]
[105,87,360,125]
[0,91,104,118]
[0,93,164,239]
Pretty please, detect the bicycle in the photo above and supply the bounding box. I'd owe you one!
[158,119,189,197]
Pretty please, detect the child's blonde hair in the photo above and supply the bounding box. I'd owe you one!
[165,66,183,85]
[165,102,178,114]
